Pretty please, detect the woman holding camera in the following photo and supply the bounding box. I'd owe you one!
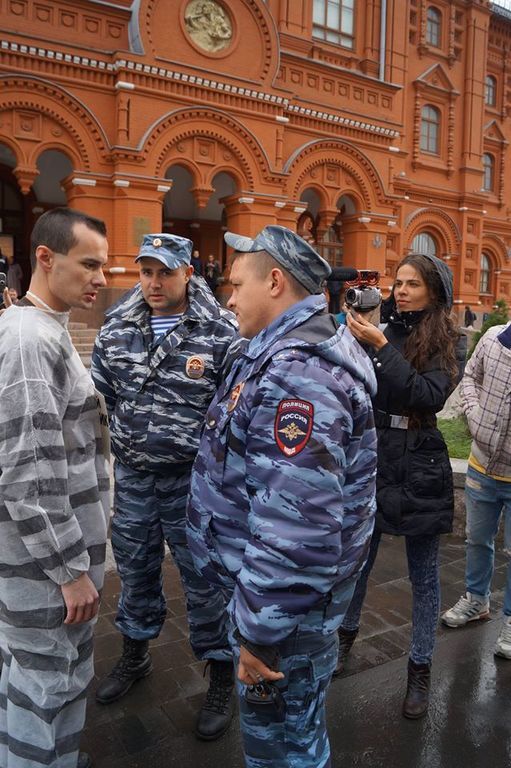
[338,252,466,718]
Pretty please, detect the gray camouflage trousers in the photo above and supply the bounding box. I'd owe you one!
[232,578,359,767]
[235,626,337,768]
[112,462,231,660]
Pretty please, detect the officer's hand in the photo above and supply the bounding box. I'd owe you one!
[238,647,285,685]
[61,573,100,624]
[346,310,388,350]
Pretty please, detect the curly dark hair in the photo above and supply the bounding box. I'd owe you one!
[397,253,459,388]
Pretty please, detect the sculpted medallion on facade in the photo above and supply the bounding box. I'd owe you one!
[184,1,232,53]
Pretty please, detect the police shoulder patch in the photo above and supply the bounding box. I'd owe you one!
[274,399,314,457]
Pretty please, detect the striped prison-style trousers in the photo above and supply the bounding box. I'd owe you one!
[0,614,95,767]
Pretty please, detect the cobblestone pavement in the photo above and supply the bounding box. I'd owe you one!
[81,533,509,767]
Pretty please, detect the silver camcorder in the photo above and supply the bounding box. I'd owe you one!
[344,270,381,313]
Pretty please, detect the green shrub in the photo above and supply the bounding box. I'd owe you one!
[438,416,472,460]
[468,298,509,358]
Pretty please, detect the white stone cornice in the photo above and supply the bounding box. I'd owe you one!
[1,37,400,142]
[286,104,400,138]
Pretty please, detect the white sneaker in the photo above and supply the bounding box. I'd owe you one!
[441,592,490,627]
[494,616,511,659]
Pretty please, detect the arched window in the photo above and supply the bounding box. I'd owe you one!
[312,0,355,49]
[426,7,441,47]
[480,253,491,294]
[411,232,437,257]
[485,75,497,107]
[482,153,495,192]
[420,105,440,154]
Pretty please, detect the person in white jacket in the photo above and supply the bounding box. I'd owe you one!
[442,321,511,659]
[0,208,110,768]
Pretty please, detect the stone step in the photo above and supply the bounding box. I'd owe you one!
[70,329,98,341]
[68,322,88,330]
[73,342,95,353]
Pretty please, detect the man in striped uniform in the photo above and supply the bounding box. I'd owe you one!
[91,234,239,741]
[0,208,111,768]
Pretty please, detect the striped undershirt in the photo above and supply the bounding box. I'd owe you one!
[150,313,183,339]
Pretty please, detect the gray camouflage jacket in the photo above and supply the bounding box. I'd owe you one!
[91,277,238,472]
[187,294,378,646]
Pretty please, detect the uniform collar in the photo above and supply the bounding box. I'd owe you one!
[108,275,226,327]
[244,293,327,360]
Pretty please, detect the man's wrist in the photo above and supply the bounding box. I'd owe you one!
[233,628,280,670]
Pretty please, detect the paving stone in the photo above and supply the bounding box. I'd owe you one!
[81,532,507,767]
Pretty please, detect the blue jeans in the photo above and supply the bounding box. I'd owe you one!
[464,465,511,616]
[341,528,440,665]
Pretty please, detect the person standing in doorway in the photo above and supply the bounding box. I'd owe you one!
[6,253,23,298]
[191,248,203,276]
[0,247,8,276]
[204,253,221,293]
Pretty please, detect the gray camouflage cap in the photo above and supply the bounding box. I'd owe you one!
[224,225,331,294]
[135,233,192,269]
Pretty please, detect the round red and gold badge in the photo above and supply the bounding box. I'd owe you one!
[185,355,205,379]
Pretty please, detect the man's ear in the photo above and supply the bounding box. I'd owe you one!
[35,246,54,273]
[269,268,286,296]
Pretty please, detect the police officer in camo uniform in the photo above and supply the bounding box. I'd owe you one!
[187,225,377,768]
[91,234,239,741]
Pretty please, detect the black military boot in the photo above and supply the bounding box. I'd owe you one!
[402,659,431,719]
[332,627,358,677]
[95,636,153,704]
[195,660,234,741]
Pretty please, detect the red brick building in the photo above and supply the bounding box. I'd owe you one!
[1,0,511,321]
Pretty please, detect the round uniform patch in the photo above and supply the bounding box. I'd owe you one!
[185,355,205,379]
[274,399,314,457]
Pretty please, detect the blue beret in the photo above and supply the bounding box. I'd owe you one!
[224,225,331,294]
[135,233,192,269]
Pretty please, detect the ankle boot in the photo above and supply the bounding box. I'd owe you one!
[195,660,234,741]
[402,659,431,719]
[333,627,358,677]
[95,636,153,704]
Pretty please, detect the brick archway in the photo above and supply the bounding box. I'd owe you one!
[404,207,461,257]
[142,107,276,191]
[285,139,390,212]
[0,75,110,179]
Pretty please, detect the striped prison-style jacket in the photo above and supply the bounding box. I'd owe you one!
[0,304,110,637]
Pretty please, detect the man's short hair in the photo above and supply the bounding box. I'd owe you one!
[232,251,310,300]
[30,208,107,270]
